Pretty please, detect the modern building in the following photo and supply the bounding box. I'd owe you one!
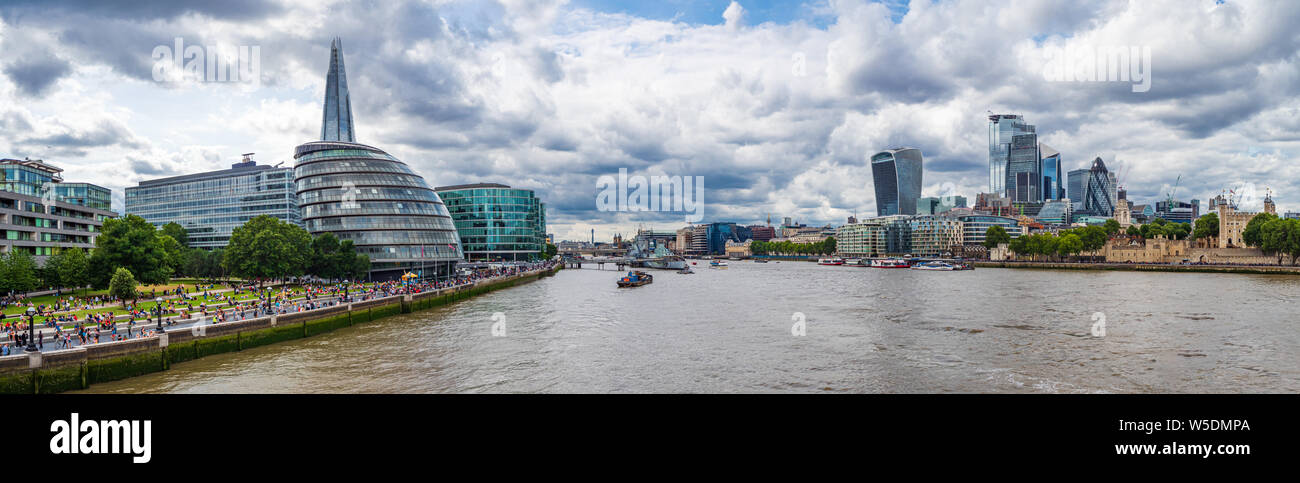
[871,148,923,216]
[125,154,298,248]
[989,114,1035,195]
[835,215,910,257]
[1034,199,1073,225]
[917,195,967,215]
[909,215,964,257]
[747,225,776,242]
[434,183,546,261]
[1067,168,1088,205]
[956,214,1023,246]
[1006,133,1040,202]
[696,222,752,255]
[1154,199,1200,224]
[1040,143,1064,200]
[1,158,115,261]
[294,38,462,280]
[1080,157,1117,217]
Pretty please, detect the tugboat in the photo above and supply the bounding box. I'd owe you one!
[617,271,654,287]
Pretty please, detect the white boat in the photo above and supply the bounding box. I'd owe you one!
[709,260,729,269]
[817,258,844,266]
[870,258,910,268]
[911,261,956,271]
[844,258,862,266]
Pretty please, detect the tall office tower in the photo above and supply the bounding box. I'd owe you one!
[871,148,924,216]
[988,114,1035,195]
[1082,157,1117,216]
[1006,133,1040,202]
[320,37,355,143]
[295,38,462,280]
[1067,168,1088,205]
[1039,143,1064,200]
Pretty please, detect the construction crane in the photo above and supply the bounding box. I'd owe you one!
[1165,174,1181,212]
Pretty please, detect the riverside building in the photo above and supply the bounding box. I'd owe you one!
[294,38,462,280]
[124,154,298,248]
[1,158,115,261]
[434,183,547,261]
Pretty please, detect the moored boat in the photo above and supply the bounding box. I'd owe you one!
[817,258,845,266]
[910,261,956,271]
[870,258,910,268]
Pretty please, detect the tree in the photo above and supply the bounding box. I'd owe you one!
[310,232,342,280]
[1125,225,1141,237]
[54,248,90,296]
[223,215,312,284]
[1192,213,1219,241]
[822,237,837,255]
[983,225,1012,248]
[161,222,189,248]
[1242,212,1277,247]
[1103,219,1121,236]
[109,267,137,307]
[89,214,171,287]
[544,243,558,259]
[1,250,39,295]
[1260,218,1300,265]
[1057,233,1083,259]
[352,254,370,281]
[158,234,185,277]
[1078,226,1108,253]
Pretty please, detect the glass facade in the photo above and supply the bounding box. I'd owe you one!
[1,158,115,260]
[871,148,923,216]
[320,38,356,143]
[1007,133,1040,202]
[1081,157,1117,216]
[1039,144,1064,201]
[125,159,298,248]
[295,141,461,279]
[435,183,547,261]
[989,114,1035,195]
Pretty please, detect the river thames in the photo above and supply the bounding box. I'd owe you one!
[80,262,1300,393]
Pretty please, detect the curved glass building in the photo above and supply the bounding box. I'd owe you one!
[294,39,460,280]
[434,183,546,261]
[294,141,462,279]
[871,148,923,216]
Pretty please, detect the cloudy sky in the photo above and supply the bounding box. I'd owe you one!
[1,0,1297,242]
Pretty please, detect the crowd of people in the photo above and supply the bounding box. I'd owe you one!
[1,260,559,355]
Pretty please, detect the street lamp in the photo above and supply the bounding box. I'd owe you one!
[154,296,164,334]
[24,306,37,352]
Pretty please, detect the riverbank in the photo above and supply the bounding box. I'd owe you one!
[973,260,1300,274]
[0,265,562,394]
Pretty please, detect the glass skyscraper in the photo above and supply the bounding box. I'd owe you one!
[1081,157,1117,216]
[434,183,546,261]
[125,155,298,248]
[1006,133,1040,202]
[294,38,462,280]
[871,148,923,216]
[320,37,355,143]
[988,114,1035,195]
[2,158,115,260]
[1039,143,1064,201]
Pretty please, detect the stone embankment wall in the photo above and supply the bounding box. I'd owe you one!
[0,266,561,394]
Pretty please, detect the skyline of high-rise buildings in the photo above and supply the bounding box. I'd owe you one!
[871,148,924,217]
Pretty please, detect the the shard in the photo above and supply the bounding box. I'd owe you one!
[320,37,355,142]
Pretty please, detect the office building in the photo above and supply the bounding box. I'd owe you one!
[909,215,964,257]
[989,114,1035,195]
[917,195,967,215]
[125,154,298,248]
[1,158,115,261]
[294,38,462,280]
[1155,199,1200,224]
[1007,133,1040,202]
[1034,199,1073,225]
[871,148,924,216]
[434,183,546,261]
[1080,157,1117,216]
[1040,143,1064,200]
[957,214,1023,246]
